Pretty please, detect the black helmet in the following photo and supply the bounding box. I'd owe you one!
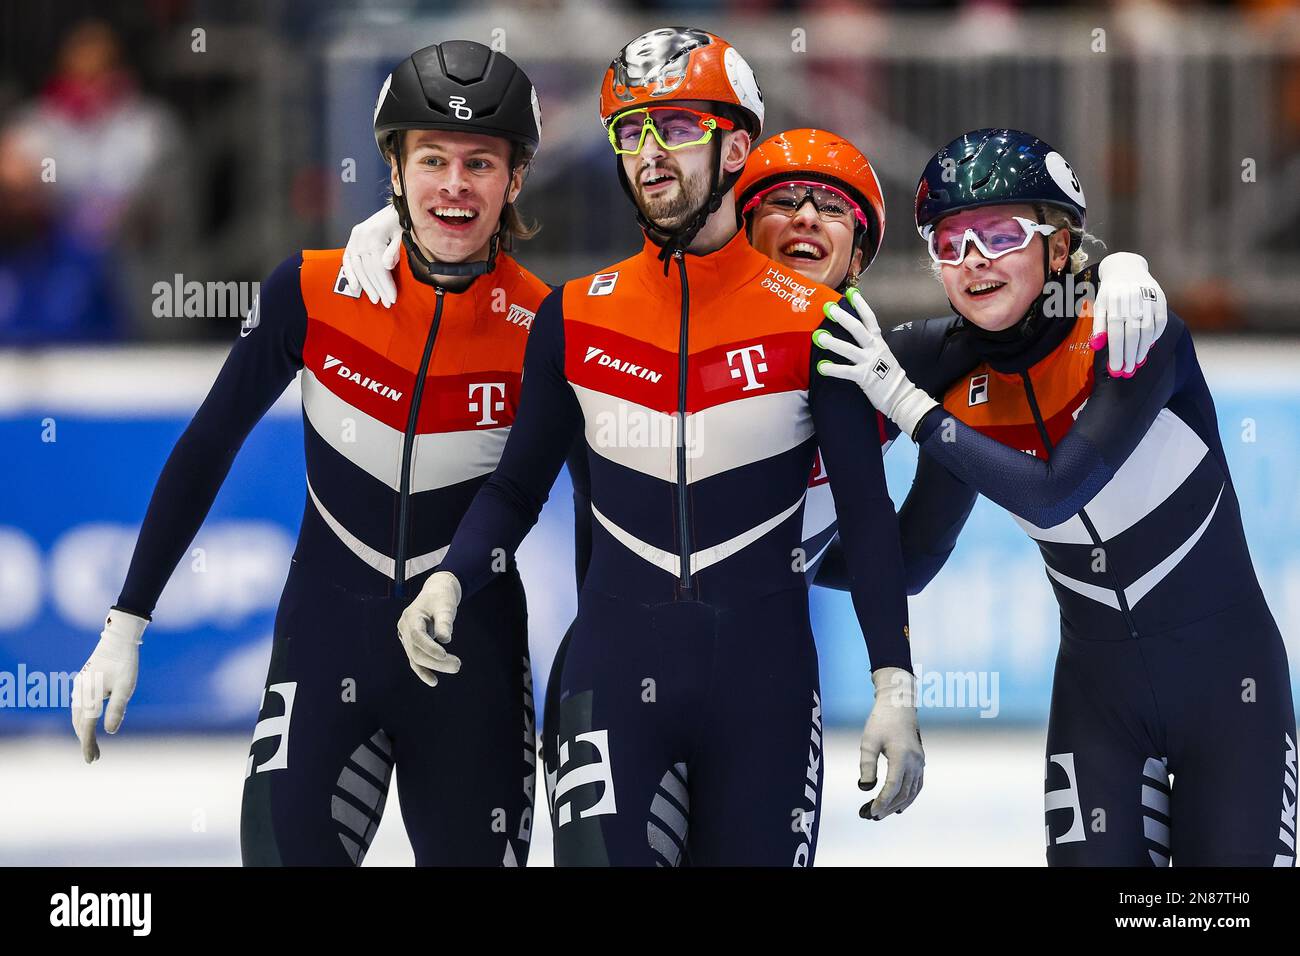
[373,40,541,279]
[914,128,1086,243]
[374,40,541,159]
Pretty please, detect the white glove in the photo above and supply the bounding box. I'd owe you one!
[395,571,463,687]
[71,609,147,764]
[341,203,403,308]
[859,666,925,819]
[1091,252,1168,379]
[815,286,939,440]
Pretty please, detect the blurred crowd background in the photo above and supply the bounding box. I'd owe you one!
[4,0,1300,344]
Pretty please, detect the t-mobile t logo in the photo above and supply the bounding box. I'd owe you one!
[468,382,507,426]
[726,343,769,392]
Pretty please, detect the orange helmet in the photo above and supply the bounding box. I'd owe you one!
[737,128,887,269]
[599,27,764,135]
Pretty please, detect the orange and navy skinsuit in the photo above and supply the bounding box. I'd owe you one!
[114,247,548,866]
[438,229,911,866]
[895,305,1295,866]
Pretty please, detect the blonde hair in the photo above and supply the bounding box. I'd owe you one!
[1037,205,1101,275]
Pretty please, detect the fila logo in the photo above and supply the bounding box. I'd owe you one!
[448,95,472,120]
[468,382,507,426]
[968,373,989,406]
[505,303,535,330]
[727,344,769,392]
[247,681,297,778]
[334,266,362,299]
[872,359,891,380]
[584,346,663,382]
[239,295,261,337]
[551,729,618,828]
[1044,751,1087,846]
[588,272,619,296]
[322,355,404,401]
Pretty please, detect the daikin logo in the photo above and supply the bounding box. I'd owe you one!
[583,347,663,383]
[322,355,404,401]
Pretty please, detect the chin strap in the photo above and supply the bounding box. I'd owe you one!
[402,231,497,282]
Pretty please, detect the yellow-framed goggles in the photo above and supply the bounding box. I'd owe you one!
[607,106,736,156]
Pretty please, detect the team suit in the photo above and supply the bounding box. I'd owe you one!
[541,319,979,839]
[114,247,548,865]
[439,230,912,867]
[879,304,1297,866]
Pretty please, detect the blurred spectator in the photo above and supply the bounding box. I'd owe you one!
[6,18,194,339]
[0,123,124,343]
[9,19,186,247]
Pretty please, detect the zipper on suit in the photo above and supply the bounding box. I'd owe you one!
[395,286,445,597]
[673,250,694,596]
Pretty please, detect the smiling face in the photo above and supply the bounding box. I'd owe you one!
[389,129,524,264]
[749,187,862,289]
[935,203,1071,331]
[616,100,749,231]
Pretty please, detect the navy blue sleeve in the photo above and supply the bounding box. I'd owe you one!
[439,287,583,598]
[566,435,593,592]
[914,313,1190,529]
[811,540,849,591]
[811,308,912,673]
[811,424,978,598]
[115,254,306,617]
[896,452,978,594]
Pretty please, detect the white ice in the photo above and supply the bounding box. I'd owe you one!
[1,727,1047,866]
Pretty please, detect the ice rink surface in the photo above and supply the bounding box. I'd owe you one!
[3,727,1048,866]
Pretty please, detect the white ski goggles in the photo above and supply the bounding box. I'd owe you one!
[922,215,1058,265]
